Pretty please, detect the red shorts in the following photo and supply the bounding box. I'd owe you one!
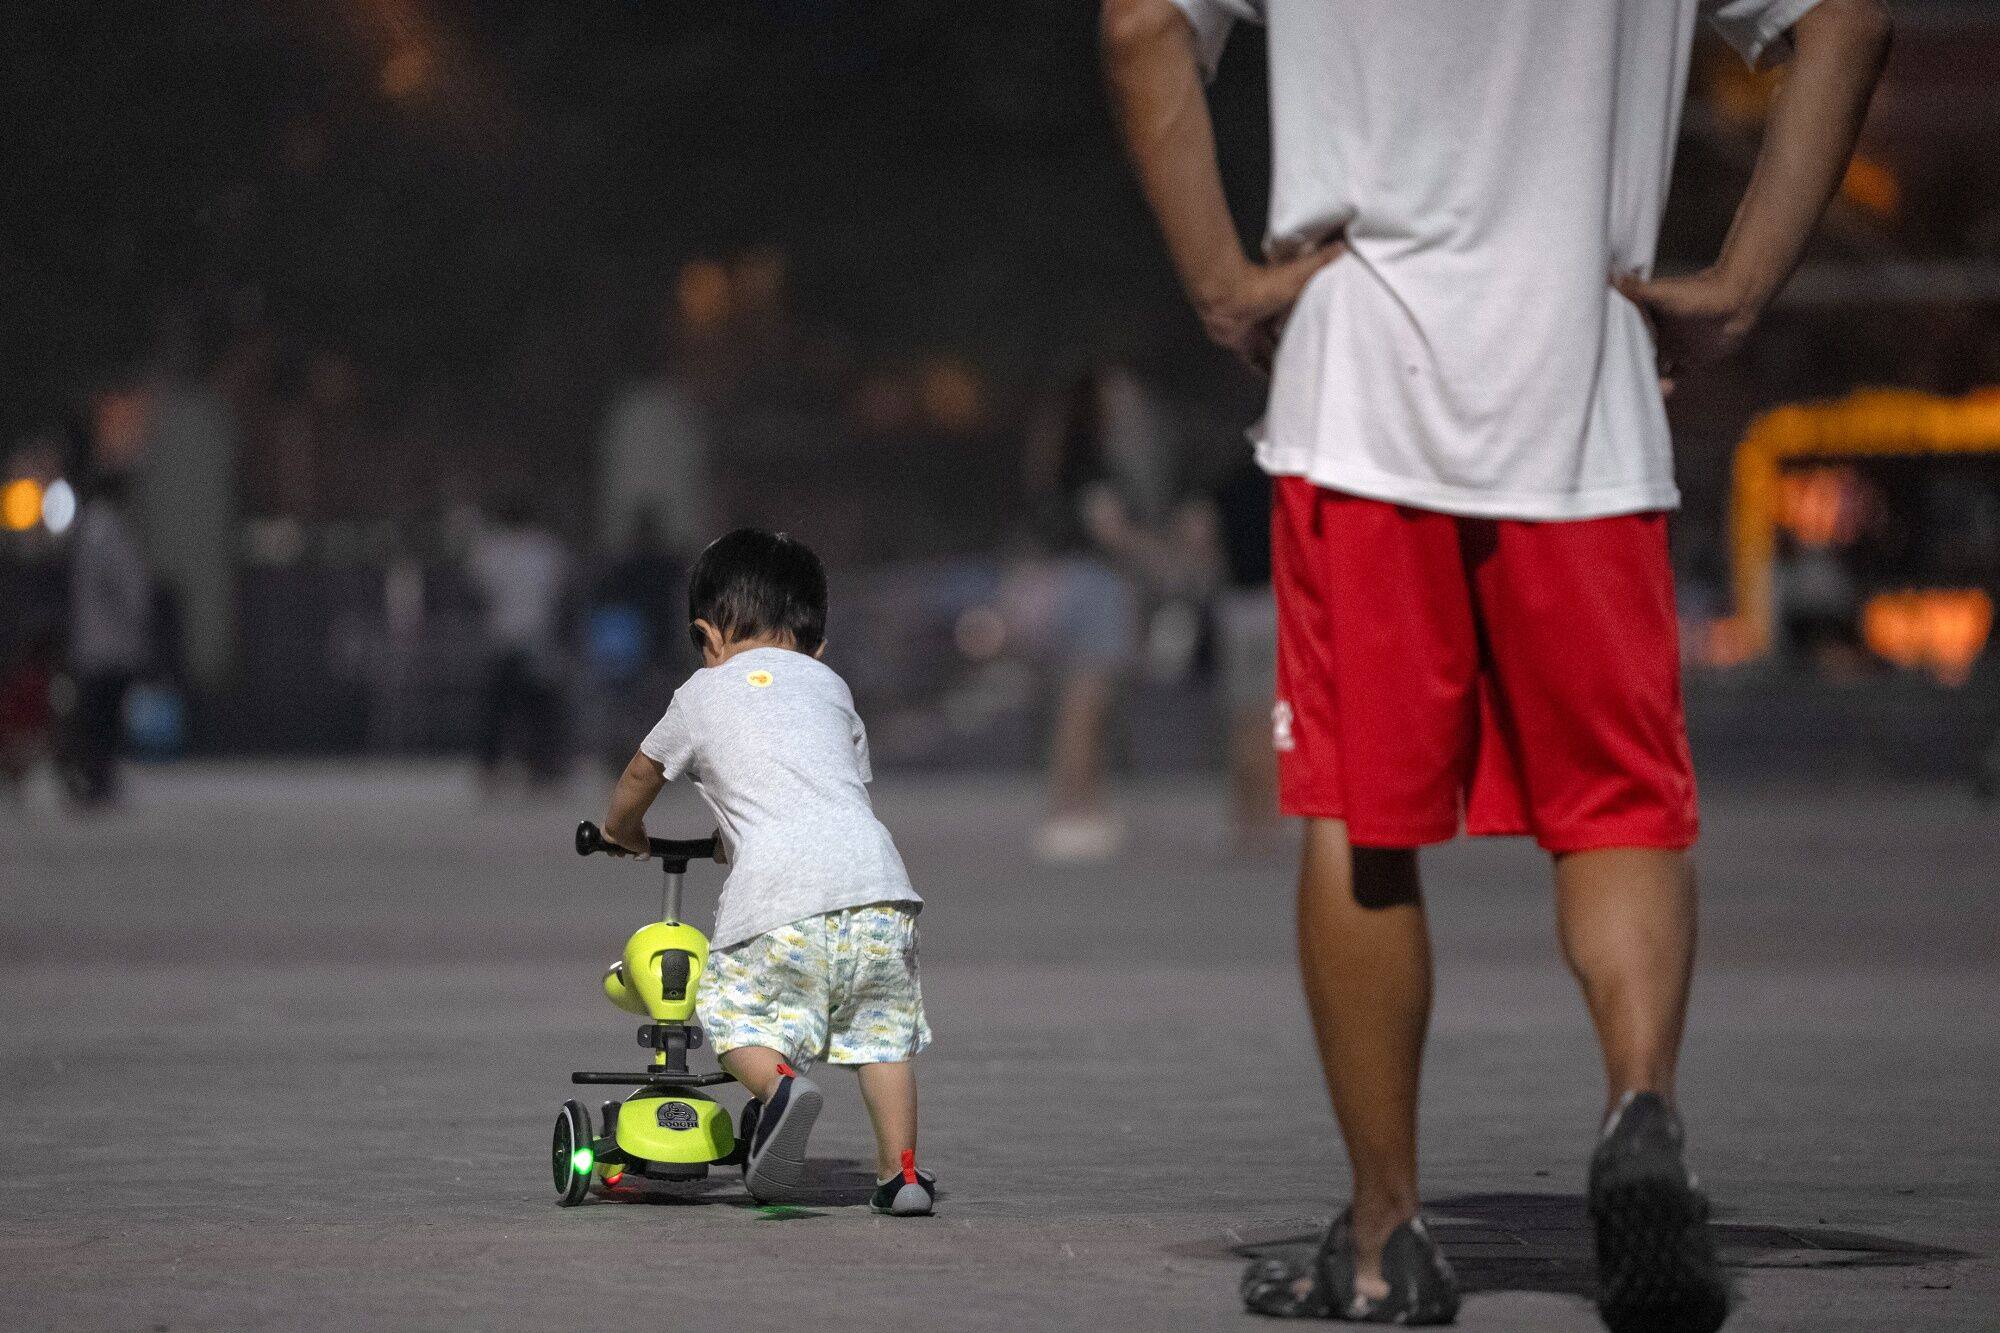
[1271,477,1697,853]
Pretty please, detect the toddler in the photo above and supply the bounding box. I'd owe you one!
[602,528,934,1215]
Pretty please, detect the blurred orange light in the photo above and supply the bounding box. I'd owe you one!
[677,261,732,333]
[1840,155,1900,220]
[1706,61,1781,129]
[1863,597,1923,669]
[2,478,43,532]
[93,388,152,470]
[920,359,983,433]
[380,49,431,100]
[1776,466,1866,548]
[1861,590,1992,686]
[1697,615,1759,669]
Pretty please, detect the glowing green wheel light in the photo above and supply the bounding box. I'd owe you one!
[553,1102,595,1206]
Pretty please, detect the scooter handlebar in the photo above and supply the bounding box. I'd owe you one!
[574,820,718,864]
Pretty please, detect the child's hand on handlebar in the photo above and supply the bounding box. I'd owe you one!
[603,819,650,858]
[711,829,729,866]
[603,750,667,857]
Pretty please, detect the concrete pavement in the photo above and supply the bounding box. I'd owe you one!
[2,765,1994,1329]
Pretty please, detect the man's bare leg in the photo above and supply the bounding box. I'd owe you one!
[1297,817,1432,1298]
[1553,848,1697,1114]
[1559,848,1729,1331]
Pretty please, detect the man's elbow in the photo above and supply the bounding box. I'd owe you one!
[1101,0,1182,66]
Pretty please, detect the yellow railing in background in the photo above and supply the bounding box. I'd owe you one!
[1728,387,2000,662]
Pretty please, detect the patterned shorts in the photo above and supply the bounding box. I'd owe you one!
[697,903,930,1070]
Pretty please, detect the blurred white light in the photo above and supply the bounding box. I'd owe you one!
[41,478,76,534]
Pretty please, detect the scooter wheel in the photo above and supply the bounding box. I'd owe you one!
[551,1100,594,1206]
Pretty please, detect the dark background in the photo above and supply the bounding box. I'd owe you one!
[4,0,1999,766]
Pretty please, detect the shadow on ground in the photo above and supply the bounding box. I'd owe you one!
[1179,1192,1970,1298]
[589,1157,879,1212]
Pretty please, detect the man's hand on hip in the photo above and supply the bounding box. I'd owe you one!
[1103,0,1345,378]
[1199,243,1346,376]
[1614,268,1757,395]
[1622,0,1892,395]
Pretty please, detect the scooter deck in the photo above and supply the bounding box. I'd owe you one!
[571,1070,734,1087]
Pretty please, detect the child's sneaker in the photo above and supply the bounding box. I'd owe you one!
[1588,1091,1729,1333]
[728,1097,762,1166]
[870,1149,936,1216]
[742,1063,822,1202]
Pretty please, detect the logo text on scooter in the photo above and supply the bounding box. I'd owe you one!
[657,1101,700,1130]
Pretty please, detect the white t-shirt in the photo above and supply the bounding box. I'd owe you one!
[1171,0,1822,520]
[640,647,919,950]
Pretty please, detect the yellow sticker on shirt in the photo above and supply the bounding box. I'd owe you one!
[747,669,773,688]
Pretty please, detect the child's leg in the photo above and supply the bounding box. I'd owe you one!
[856,1061,917,1181]
[719,1045,789,1102]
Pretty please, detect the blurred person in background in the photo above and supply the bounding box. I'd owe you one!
[1012,360,1192,863]
[1202,453,1280,846]
[587,506,693,766]
[598,309,715,569]
[594,507,688,673]
[466,493,575,794]
[1106,0,1891,1324]
[63,469,153,808]
[1,624,60,803]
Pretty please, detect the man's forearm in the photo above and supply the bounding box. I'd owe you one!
[1715,0,1892,313]
[1101,0,1249,313]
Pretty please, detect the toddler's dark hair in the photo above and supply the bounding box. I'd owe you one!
[687,528,827,654]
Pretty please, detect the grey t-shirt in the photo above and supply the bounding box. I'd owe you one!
[639,647,919,950]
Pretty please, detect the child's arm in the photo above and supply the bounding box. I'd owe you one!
[603,750,667,855]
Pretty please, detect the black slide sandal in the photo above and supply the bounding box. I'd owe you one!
[1242,1210,1460,1324]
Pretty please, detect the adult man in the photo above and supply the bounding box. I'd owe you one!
[1101,0,1890,1326]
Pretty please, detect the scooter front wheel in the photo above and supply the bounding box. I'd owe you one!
[551,1100,594,1206]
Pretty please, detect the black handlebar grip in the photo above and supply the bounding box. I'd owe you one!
[575,821,718,862]
[576,821,611,857]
